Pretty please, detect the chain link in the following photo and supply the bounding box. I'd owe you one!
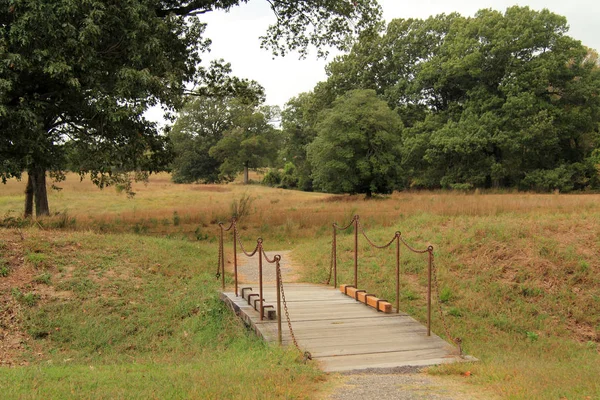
[277,261,312,361]
[216,226,223,279]
[216,220,234,280]
[333,216,355,231]
[326,217,354,286]
[430,250,463,356]
[235,225,260,257]
[358,219,397,249]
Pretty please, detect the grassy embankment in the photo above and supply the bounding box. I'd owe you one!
[1,173,599,399]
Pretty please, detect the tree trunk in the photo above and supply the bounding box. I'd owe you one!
[29,167,50,217]
[243,162,249,185]
[24,173,34,218]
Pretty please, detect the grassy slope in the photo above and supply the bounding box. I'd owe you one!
[0,229,322,399]
[294,212,600,399]
[1,174,599,399]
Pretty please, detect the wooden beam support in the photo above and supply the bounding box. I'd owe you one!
[241,286,277,320]
[340,284,392,313]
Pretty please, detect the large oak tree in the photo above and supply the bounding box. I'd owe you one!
[0,0,382,217]
[307,89,403,196]
[316,7,600,191]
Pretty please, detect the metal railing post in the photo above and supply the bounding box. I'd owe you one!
[258,239,264,321]
[220,227,225,290]
[354,215,358,288]
[333,224,337,288]
[396,232,400,314]
[233,220,238,297]
[427,246,433,336]
[276,261,282,345]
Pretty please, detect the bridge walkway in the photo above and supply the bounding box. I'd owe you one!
[221,283,471,372]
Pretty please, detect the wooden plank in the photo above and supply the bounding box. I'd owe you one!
[221,284,474,372]
[284,338,452,356]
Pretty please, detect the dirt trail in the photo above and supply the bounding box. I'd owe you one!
[236,250,302,284]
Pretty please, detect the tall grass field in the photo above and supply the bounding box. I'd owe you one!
[1,173,599,399]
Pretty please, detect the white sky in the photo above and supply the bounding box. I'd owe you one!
[148,0,599,123]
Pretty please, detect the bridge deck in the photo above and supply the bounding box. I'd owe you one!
[221,283,473,372]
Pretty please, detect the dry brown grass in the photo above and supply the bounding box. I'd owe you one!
[2,172,600,399]
[2,173,600,239]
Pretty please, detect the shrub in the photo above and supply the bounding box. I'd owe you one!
[262,169,282,187]
[279,162,299,189]
[521,166,573,192]
[230,192,254,221]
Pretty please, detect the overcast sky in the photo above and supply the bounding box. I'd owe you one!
[148,0,599,123]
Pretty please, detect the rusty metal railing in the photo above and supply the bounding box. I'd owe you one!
[328,215,436,336]
[218,215,459,357]
[217,218,303,353]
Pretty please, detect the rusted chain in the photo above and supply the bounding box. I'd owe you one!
[216,226,223,279]
[216,219,235,280]
[277,261,311,361]
[235,226,260,257]
[398,235,431,254]
[333,215,356,231]
[261,248,280,264]
[358,219,398,249]
[219,219,235,232]
[430,248,463,356]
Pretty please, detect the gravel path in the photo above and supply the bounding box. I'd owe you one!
[324,367,492,400]
[236,250,300,284]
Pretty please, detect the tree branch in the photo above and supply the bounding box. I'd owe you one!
[155,1,215,17]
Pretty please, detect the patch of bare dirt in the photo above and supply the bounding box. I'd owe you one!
[0,229,78,366]
[236,250,301,284]
[0,229,35,366]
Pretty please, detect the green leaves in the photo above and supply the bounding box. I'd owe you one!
[260,0,383,58]
[319,6,600,191]
[307,89,403,196]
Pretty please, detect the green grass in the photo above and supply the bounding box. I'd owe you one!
[0,349,318,400]
[2,176,600,399]
[0,229,323,399]
[293,212,600,399]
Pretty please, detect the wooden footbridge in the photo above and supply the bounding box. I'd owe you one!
[217,216,475,372]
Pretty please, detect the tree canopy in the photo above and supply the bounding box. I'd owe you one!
[307,89,403,196]
[169,90,281,184]
[208,102,281,183]
[290,6,600,192]
[0,0,383,216]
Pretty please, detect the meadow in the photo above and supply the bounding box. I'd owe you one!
[1,173,599,399]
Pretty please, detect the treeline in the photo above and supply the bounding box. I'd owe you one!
[170,6,600,194]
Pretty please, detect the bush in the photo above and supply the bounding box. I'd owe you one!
[279,162,299,189]
[262,169,282,187]
[521,166,573,192]
[230,192,254,221]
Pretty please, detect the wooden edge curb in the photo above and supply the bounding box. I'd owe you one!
[340,284,392,313]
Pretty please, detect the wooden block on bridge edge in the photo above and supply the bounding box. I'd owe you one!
[340,284,392,313]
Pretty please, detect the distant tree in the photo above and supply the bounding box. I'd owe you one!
[169,97,228,184]
[280,92,322,190]
[169,68,265,183]
[318,7,600,191]
[307,89,403,196]
[209,103,281,183]
[0,0,383,217]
